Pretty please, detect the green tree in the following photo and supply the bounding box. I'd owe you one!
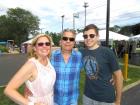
[110,25,121,32]
[0,15,10,39]
[51,33,61,46]
[131,23,140,35]
[119,25,133,36]
[112,23,140,36]
[0,7,40,45]
[45,31,61,46]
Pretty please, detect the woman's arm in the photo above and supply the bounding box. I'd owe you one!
[4,60,35,105]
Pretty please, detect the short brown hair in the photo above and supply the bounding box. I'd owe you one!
[83,24,99,35]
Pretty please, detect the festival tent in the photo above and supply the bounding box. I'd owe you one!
[129,34,140,41]
[99,30,129,41]
[22,39,33,44]
[75,33,84,42]
[75,30,129,42]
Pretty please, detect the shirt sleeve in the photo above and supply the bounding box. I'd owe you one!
[107,48,121,72]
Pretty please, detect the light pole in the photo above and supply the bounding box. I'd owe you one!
[61,15,64,32]
[73,13,75,30]
[83,2,89,27]
[73,13,79,30]
[39,28,44,34]
[106,0,110,47]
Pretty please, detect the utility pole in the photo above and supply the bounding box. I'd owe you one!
[73,13,79,30]
[73,13,75,30]
[40,28,44,34]
[106,0,110,47]
[61,15,64,32]
[83,2,89,27]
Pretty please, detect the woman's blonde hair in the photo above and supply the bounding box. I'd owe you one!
[28,34,52,59]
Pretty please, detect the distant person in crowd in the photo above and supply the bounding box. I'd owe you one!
[80,24,123,105]
[118,43,125,58]
[4,34,56,105]
[128,43,133,59]
[21,45,26,53]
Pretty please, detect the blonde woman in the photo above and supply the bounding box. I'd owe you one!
[4,34,56,105]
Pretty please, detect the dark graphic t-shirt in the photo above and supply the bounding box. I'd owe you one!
[83,55,98,80]
[80,46,120,103]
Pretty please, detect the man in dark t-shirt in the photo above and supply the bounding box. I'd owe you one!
[81,24,123,105]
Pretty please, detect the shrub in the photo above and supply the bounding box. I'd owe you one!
[0,45,8,52]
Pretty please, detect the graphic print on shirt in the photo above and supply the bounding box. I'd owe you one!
[83,55,99,80]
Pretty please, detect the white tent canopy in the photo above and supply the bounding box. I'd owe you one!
[129,34,140,41]
[75,33,84,42]
[22,39,33,44]
[76,30,129,42]
[99,30,129,41]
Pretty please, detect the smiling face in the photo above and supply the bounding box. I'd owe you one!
[83,29,99,49]
[34,36,51,58]
[60,30,75,52]
[83,24,100,49]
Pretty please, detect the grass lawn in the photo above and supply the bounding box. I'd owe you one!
[0,86,24,105]
[136,48,140,53]
[1,64,140,105]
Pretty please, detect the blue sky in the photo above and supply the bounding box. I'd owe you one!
[0,0,140,33]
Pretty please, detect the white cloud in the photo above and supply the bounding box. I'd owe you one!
[0,0,140,33]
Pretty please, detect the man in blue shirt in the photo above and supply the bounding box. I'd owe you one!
[51,29,82,105]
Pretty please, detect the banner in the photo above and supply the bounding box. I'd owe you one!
[73,13,79,18]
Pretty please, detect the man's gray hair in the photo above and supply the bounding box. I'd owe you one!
[62,29,76,36]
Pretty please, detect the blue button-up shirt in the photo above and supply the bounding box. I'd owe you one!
[51,49,82,105]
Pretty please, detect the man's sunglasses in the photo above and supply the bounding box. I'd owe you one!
[37,42,51,47]
[62,37,75,42]
[83,34,96,39]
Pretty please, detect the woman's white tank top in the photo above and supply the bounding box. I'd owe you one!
[25,58,56,105]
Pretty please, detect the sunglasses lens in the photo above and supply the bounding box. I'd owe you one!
[37,43,44,46]
[83,34,96,39]
[62,37,68,41]
[69,38,75,41]
[83,35,88,39]
[45,42,51,46]
[90,34,96,38]
[37,42,50,46]
[62,37,75,42]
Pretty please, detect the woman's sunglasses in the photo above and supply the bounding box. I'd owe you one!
[62,37,75,42]
[37,42,51,47]
[83,34,96,39]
